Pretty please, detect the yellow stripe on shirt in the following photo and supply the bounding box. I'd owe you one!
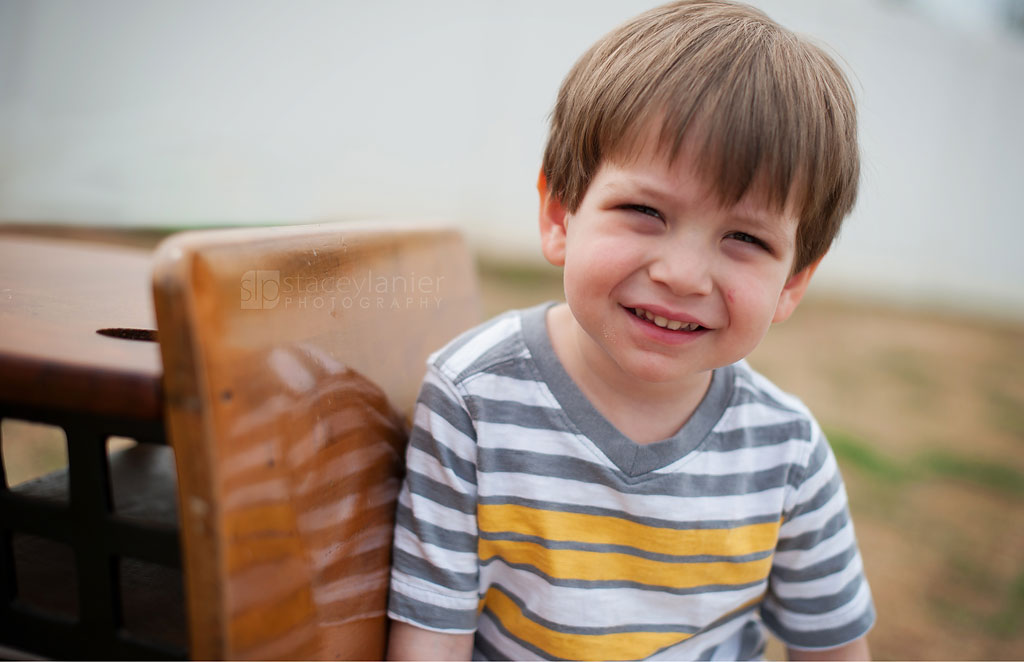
[478,537,773,589]
[478,503,780,558]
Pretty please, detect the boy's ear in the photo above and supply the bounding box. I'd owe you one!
[537,169,568,267]
[772,256,824,324]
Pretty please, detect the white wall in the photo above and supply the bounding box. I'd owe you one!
[1,0,1022,318]
[761,1,1024,319]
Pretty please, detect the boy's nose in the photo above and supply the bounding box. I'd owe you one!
[647,239,714,297]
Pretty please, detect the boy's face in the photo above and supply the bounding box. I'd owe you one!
[539,132,819,388]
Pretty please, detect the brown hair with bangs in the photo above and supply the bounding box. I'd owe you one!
[541,0,858,274]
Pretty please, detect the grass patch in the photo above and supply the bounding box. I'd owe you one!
[824,427,910,482]
[824,426,1024,498]
[920,450,1024,498]
[931,596,986,632]
[936,560,1024,638]
[991,569,1024,637]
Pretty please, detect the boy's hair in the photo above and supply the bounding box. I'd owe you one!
[542,0,858,274]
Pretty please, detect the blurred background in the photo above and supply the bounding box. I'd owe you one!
[0,0,1022,659]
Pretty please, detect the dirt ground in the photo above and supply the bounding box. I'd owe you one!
[3,229,1022,660]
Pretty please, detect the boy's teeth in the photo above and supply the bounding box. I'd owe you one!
[632,307,700,331]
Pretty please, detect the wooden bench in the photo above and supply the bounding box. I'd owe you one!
[0,223,479,659]
[0,235,175,659]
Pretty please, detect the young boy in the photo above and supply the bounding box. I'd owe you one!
[387,1,874,659]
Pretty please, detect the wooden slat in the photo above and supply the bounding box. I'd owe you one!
[152,222,479,660]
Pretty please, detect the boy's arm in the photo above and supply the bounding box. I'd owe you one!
[787,636,870,661]
[387,620,474,661]
[765,424,875,656]
[387,365,480,658]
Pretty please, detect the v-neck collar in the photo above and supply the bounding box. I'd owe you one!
[520,302,734,478]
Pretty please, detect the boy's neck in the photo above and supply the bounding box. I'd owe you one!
[545,304,713,445]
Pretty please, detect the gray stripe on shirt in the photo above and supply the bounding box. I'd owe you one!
[705,420,813,451]
[396,503,477,553]
[772,574,867,614]
[416,382,478,443]
[391,547,478,592]
[777,508,850,551]
[771,543,859,583]
[465,396,566,431]
[388,589,478,631]
[782,471,844,524]
[408,428,477,486]
[404,470,477,514]
[478,495,780,531]
[761,601,875,650]
[477,447,794,498]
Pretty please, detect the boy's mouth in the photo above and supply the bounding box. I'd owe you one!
[628,307,706,332]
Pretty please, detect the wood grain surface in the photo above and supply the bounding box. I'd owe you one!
[152,222,479,660]
[0,236,162,420]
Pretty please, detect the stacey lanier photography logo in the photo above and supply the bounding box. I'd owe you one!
[240,269,444,311]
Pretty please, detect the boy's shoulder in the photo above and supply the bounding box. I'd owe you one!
[729,359,816,421]
[426,302,551,387]
[725,360,825,460]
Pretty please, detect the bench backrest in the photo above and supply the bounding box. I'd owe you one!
[152,223,479,659]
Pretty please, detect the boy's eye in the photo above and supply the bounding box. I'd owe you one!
[727,231,771,252]
[622,204,663,220]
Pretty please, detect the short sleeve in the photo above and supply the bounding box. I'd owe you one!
[387,365,481,633]
[760,423,876,650]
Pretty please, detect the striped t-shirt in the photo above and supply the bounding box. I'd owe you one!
[388,303,874,660]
